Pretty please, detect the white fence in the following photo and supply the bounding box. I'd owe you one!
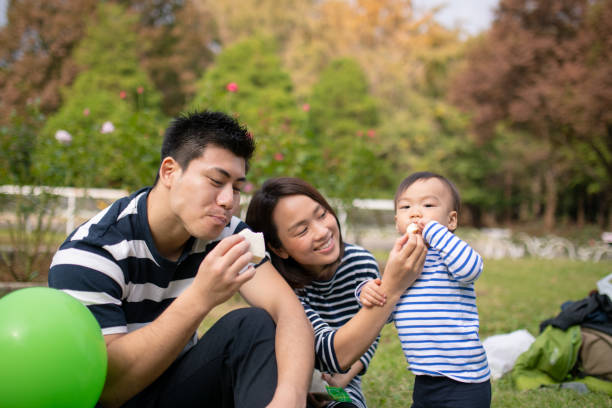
[1,185,611,262]
[0,185,128,235]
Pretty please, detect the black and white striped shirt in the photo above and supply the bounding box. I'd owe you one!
[48,187,254,353]
[299,244,381,408]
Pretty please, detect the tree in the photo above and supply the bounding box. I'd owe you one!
[190,36,308,187]
[0,103,62,282]
[306,58,390,200]
[0,0,215,121]
[126,0,217,115]
[284,0,444,101]
[33,2,166,190]
[450,0,612,229]
[196,0,313,48]
[0,0,97,122]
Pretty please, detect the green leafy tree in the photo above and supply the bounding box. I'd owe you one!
[127,0,217,115]
[306,58,389,200]
[0,0,98,123]
[34,2,166,190]
[450,0,612,229]
[0,103,60,282]
[190,36,309,186]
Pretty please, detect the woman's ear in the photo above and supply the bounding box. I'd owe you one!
[270,246,290,259]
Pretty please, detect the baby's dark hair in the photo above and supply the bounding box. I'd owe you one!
[394,171,461,213]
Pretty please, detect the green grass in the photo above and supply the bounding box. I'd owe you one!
[362,258,612,407]
[200,258,612,407]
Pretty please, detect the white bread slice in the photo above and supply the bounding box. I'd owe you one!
[238,229,266,263]
[406,223,420,235]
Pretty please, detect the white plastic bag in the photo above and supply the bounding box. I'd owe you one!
[597,272,612,301]
[483,329,536,380]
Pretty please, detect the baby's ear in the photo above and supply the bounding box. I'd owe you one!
[448,211,458,232]
[270,246,290,260]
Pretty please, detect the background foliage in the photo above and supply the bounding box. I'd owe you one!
[1,0,611,230]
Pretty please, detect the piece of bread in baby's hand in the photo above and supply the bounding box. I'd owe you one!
[238,229,266,263]
[406,223,420,235]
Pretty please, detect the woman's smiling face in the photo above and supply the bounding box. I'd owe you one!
[271,194,341,277]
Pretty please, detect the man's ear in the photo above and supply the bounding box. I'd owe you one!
[158,157,181,188]
[270,246,290,260]
[448,211,458,232]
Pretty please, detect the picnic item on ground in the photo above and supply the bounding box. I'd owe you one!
[482,329,535,380]
[0,287,107,408]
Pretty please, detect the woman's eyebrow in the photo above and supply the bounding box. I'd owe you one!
[287,204,321,232]
[287,219,308,233]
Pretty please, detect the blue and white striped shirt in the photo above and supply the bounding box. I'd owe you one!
[48,187,256,353]
[393,220,490,383]
[299,244,381,408]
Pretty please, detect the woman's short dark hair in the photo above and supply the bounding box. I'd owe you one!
[246,177,344,289]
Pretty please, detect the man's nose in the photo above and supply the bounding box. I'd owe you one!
[217,184,234,209]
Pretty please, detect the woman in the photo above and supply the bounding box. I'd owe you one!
[246,177,427,408]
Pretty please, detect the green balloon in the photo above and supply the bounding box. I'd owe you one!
[0,287,107,408]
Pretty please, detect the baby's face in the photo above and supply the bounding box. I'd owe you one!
[395,178,457,235]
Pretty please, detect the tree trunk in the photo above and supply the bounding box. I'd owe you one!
[504,171,513,225]
[543,168,557,231]
[576,196,585,228]
[519,201,530,222]
[531,177,542,219]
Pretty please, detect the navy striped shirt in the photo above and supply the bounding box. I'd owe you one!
[48,187,256,352]
[393,221,490,383]
[299,244,381,408]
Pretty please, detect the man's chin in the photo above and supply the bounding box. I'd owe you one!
[191,224,225,241]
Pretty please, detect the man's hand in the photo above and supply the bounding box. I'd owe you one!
[192,234,256,311]
[99,234,260,407]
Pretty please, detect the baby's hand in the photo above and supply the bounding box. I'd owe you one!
[359,278,387,307]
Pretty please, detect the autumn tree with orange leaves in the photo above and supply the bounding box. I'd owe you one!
[451,0,612,229]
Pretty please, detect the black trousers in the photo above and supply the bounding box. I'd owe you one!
[411,375,491,408]
[120,307,278,408]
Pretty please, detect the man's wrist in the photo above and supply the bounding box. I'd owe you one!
[179,285,213,321]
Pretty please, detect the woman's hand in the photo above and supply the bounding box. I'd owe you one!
[322,360,364,389]
[307,393,332,408]
[382,232,427,297]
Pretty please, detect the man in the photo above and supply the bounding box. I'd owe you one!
[48,110,314,407]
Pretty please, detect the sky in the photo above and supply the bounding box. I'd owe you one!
[0,1,499,33]
[413,0,499,36]
[0,0,5,27]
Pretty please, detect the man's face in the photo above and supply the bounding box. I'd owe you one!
[168,145,246,241]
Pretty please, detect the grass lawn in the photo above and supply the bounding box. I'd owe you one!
[363,258,612,407]
[200,258,612,407]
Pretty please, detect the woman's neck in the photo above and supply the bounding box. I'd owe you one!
[313,259,341,281]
